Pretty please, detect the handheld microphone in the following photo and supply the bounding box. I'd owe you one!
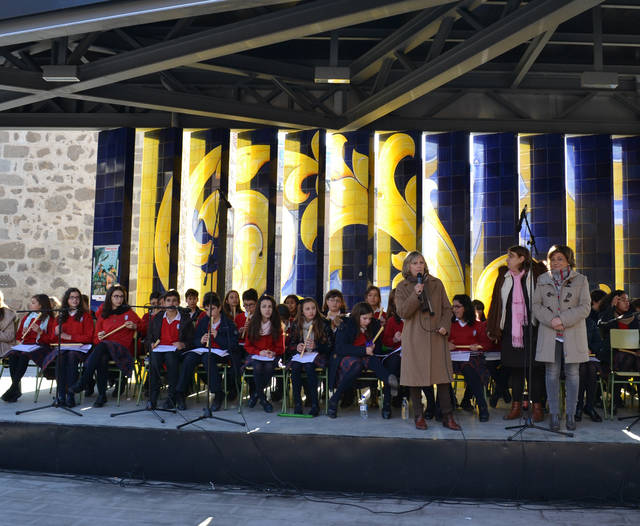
[417,272,423,284]
[516,204,527,235]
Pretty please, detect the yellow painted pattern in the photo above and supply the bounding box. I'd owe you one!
[326,133,369,283]
[232,140,271,295]
[136,134,159,313]
[613,154,624,290]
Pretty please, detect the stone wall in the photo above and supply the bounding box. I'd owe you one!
[0,130,99,311]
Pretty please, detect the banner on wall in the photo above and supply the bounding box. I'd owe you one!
[91,245,120,301]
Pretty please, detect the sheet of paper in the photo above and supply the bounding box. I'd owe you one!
[484,351,501,361]
[291,352,318,364]
[188,347,229,357]
[153,344,176,353]
[60,344,92,353]
[251,355,276,362]
[11,344,41,352]
[450,351,471,362]
[589,354,600,363]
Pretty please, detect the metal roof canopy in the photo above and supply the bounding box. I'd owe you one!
[0,0,638,133]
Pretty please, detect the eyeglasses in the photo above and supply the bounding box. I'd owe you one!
[452,304,464,309]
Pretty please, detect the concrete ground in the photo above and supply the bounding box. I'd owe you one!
[0,470,638,526]
[1,371,639,444]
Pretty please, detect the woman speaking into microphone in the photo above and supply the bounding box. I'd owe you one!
[395,251,460,431]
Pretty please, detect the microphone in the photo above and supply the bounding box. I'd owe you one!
[516,204,527,235]
[417,272,423,284]
[416,273,433,315]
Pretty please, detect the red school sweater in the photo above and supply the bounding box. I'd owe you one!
[382,316,404,349]
[245,331,285,356]
[94,309,142,355]
[53,313,94,343]
[16,314,55,345]
[448,320,491,351]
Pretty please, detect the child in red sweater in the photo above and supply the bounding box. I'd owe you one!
[245,295,284,413]
[2,294,55,403]
[49,287,94,407]
[449,294,491,422]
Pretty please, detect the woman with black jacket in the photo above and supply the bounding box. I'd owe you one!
[327,302,398,419]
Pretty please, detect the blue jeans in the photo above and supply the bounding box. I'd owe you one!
[545,341,580,416]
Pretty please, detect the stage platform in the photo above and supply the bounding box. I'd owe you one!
[1,374,639,502]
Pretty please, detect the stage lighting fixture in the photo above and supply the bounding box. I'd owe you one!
[42,65,80,82]
[580,71,618,89]
[314,66,350,84]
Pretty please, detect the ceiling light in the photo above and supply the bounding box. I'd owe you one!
[580,71,618,90]
[314,66,350,84]
[42,65,79,82]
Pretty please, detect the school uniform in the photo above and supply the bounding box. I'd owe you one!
[176,314,238,409]
[380,315,403,379]
[245,326,285,410]
[146,308,194,408]
[1,313,55,402]
[286,319,332,414]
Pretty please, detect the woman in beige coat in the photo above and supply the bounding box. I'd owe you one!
[532,245,590,432]
[395,251,460,431]
[0,290,16,357]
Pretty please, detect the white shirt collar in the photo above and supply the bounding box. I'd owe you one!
[163,309,181,323]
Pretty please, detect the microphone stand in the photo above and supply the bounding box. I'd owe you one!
[109,304,177,423]
[506,207,573,439]
[178,189,244,429]
[16,307,82,417]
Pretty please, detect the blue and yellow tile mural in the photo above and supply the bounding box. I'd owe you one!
[612,136,640,297]
[423,132,469,299]
[90,128,640,310]
[375,131,421,304]
[565,135,614,289]
[184,129,230,299]
[232,128,278,297]
[91,127,135,311]
[326,131,371,309]
[136,128,182,308]
[471,133,518,307]
[281,130,325,300]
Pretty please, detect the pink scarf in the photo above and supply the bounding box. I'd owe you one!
[510,270,527,348]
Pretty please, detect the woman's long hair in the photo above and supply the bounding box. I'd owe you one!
[452,294,476,326]
[247,295,282,344]
[350,302,376,340]
[59,287,87,324]
[222,290,242,319]
[294,297,327,344]
[101,285,129,319]
[32,294,53,323]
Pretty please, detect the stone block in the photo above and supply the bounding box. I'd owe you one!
[74,188,94,201]
[51,277,68,289]
[0,229,7,240]
[0,131,9,143]
[3,145,29,158]
[0,173,23,186]
[26,131,41,143]
[0,159,11,172]
[0,275,16,288]
[0,242,25,259]
[67,145,84,161]
[38,261,52,272]
[45,195,67,212]
[0,199,18,214]
[28,248,45,258]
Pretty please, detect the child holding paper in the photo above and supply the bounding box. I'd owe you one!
[286,298,332,416]
[176,291,238,412]
[244,295,284,413]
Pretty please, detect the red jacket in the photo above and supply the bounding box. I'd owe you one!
[16,314,55,345]
[94,309,142,355]
[53,313,94,343]
[382,315,404,349]
[245,331,285,356]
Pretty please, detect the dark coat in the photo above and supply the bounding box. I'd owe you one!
[192,314,239,352]
[145,308,194,353]
[328,316,381,390]
[285,319,333,361]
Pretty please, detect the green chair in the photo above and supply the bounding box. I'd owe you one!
[608,329,640,419]
[238,364,287,413]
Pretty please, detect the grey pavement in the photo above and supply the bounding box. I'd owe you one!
[0,471,638,526]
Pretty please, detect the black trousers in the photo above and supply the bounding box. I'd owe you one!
[80,343,112,396]
[412,385,453,418]
[56,350,83,395]
[150,351,180,404]
[577,361,599,410]
[509,364,545,403]
[329,356,391,408]
[487,361,510,397]
[457,363,488,409]
[290,362,319,406]
[177,352,224,395]
[9,353,30,385]
[251,358,275,401]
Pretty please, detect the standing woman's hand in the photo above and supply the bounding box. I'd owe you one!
[414,283,424,296]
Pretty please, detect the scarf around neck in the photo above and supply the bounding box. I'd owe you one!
[509,269,527,348]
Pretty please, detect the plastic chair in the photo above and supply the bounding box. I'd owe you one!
[238,364,287,413]
[608,329,640,418]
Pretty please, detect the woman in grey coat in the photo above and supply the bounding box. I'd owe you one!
[532,245,590,432]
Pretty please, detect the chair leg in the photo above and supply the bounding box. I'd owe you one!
[238,373,246,413]
[136,365,148,406]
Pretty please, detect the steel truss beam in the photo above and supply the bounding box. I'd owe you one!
[342,0,606,131]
